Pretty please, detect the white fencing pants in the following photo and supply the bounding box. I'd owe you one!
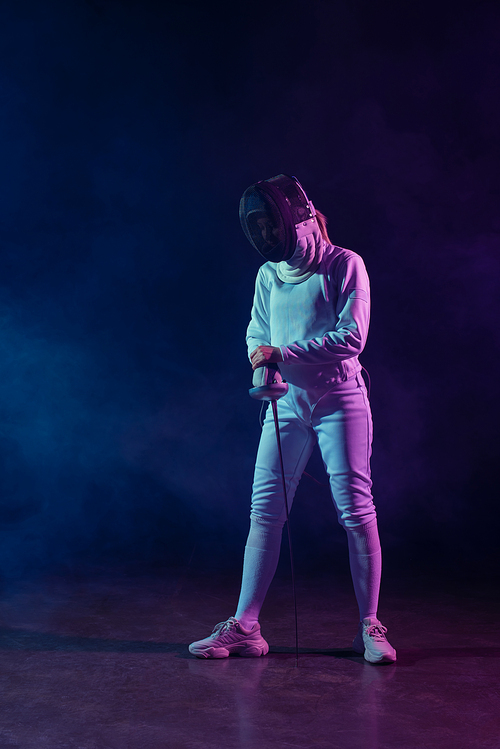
[235,373,381,627]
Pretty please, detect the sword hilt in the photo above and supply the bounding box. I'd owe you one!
[249,363,289,401]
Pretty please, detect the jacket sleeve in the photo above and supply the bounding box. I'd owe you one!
[280,254,370,365]
[246,267,272,358]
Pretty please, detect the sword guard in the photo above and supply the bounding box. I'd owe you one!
[249,363,289,401]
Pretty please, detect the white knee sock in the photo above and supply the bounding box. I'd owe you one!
[346,519,382,622]
[234,520,283,629]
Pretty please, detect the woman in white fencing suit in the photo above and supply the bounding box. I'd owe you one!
[189,175,396,663]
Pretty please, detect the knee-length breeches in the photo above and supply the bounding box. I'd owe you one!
[250,372,375,530]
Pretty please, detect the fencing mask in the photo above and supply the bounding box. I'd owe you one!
[239,174,318,263]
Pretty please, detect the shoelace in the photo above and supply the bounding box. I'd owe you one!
[212,618,238,636]
[365,623,388,641]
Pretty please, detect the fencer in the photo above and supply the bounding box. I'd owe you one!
[189,174,396,664]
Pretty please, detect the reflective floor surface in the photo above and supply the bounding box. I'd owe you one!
[0,567,498,748]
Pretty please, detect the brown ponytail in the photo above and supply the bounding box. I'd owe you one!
[315,209,333,245]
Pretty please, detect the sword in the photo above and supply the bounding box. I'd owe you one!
[250,364,299,665]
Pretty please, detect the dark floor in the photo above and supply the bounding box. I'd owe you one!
[0,566,498,749]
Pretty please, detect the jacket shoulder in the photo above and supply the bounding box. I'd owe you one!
[255,261,278,288]
[323,244,365,268]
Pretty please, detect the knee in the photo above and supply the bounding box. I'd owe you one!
[249,512,285,533]
[336,503,377,530]
[250,487,289,529]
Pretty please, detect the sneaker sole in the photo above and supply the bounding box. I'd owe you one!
[352,642,397,663]
[364,649,397,664]
[189,642,269,659]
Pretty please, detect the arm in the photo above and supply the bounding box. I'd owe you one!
[246,267,272,354]
[246,268,283,370]
[280,254,370,365]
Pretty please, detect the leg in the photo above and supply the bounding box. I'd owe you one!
[314,375,379,616]
[189,399,315,658]
[250,398,316,526]
[314,376,395,662]
[346,518,381,621]
[313,375,376,531]
[234,518,282,628]
[235,398,316,628]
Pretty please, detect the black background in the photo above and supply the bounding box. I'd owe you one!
[0,0,499,582]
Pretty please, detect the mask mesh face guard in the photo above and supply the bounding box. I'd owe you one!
[239,174,317,263]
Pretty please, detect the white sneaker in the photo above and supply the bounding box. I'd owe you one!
[188,617,269,659]
[353,617,397,663]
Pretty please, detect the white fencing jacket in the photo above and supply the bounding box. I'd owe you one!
[246,243,370,412]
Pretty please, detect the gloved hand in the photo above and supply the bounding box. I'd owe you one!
[250,346,283,371]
